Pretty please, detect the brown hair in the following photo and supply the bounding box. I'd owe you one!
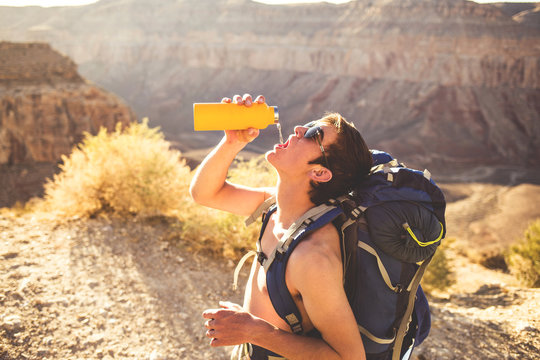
[308,113,372,205]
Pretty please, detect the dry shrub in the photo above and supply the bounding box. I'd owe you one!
[479,252,508,272]
[177,156,277,259]
[228,156,277,188]
[40,119,191,218]
[38,118,276,260]
[422,237,456,294]
[506,219,540,288]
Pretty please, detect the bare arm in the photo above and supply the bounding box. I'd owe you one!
[285,243,366,360]
[189,94,273,216]
[204,304,358,360]
[202,231,366,360]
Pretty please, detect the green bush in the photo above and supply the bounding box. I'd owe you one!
[41,119,191,218]
[422,238,456,294]
[506,219,540,288]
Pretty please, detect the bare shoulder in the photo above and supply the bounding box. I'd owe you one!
[291,222,340,259]
[287,223,342,284]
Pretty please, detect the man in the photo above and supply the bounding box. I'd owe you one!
[190,93,373,360]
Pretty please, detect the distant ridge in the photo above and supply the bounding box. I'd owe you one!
[0,42,83,86]
[0,0,539,181]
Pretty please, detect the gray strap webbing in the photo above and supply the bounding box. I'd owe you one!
[245,195,276,227]
[262,203,337,272]
[370,159,400,175]
[391,256,433,360]
[358,324,396,345]
[231,343,252,360]
[232,250,257,291]
[233,239,264,290]
[358,241,399,293]
[234,203,337,289]
[338,221,352,285]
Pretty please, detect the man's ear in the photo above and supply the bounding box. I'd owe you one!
[309,167,332,183]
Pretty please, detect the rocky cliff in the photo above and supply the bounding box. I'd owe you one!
[0,0,539,181]
[495,2,540,29]
[0,42,136,206]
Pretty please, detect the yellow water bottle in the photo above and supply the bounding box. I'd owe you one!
[193,103,279,131]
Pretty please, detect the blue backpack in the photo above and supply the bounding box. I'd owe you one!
[236,150,446,360]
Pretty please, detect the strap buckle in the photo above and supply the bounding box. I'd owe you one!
[256,251,267,265]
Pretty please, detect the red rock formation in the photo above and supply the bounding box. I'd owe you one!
[0,42,135,165]
[0,42,136,206]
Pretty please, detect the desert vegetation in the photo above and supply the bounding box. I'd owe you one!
[506,220,540,288]
[2,121,538,359]
[39,119,189,218]
[25,121,460,291]
[26,120,275,260]
[17,120,540,294]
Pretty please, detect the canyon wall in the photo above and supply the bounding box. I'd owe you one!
[0,0,539,180]
[0,42,136,206]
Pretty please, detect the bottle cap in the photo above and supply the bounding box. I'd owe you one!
[272,106,279,123]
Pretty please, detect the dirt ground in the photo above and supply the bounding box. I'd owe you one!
[1,212,539,360]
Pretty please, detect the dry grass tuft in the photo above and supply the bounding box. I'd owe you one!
[422,238,456,294]
[38,119,191,218]
[506,219,540,288]
[174,156,277,259]
[30,121,277,260]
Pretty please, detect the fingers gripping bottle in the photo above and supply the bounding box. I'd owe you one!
[193,103,279,131]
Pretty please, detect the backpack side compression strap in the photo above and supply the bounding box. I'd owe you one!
[391,255,433,360]
[357,241,401,293]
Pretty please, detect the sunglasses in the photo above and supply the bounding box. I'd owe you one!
[303,121,330,169]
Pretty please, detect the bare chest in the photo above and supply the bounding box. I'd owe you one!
[248,215,317,331]
[241,217,293,330]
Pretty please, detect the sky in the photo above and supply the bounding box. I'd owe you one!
[0,0,537,7]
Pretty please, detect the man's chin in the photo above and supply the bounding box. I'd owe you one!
[264,151,277,167]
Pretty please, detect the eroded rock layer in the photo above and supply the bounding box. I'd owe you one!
[0,42,136,206]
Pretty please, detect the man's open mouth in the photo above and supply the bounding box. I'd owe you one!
[277,139,290,149]
[276,139,291,149]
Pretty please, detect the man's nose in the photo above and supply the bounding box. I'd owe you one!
[294,126,306,137]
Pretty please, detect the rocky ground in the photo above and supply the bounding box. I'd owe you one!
[1,212,539,360]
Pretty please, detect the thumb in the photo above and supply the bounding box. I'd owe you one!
[219,301,233,308]
[219,301,241,310]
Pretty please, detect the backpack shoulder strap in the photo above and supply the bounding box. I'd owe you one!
[245,195,277,227]
[265,204,344,334]
[234,200,334,291]
[261,204,340,271]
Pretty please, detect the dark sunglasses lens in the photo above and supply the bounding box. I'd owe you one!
[304,126,323,141]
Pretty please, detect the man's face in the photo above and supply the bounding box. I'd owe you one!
[265,120,337,179]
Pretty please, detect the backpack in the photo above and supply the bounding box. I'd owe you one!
[234,150,446,360]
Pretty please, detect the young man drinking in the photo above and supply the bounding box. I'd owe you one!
[190,94,372,360]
